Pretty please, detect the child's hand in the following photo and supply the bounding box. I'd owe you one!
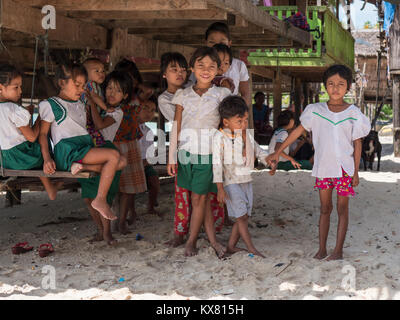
[106,107,115,113]
[43,159,56,175]
[352,172,359,187]
[26,104,35,115]
[290,158,301,169]
[217,188,228,204]
[167,163,177,176]
[266,153,279,168]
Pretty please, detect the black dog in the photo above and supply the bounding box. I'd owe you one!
[361,130,382,171]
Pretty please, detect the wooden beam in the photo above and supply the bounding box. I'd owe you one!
[207,0,312,46]
[105,19,226,29]
[22,0,208,11]
[66,9,227,20]
[273,70,282,128]
[1,0,107,49]
[249,66,275,80]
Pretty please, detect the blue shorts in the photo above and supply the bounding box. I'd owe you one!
[224,182,253,219]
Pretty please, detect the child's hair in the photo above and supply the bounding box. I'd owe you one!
[212,43,233,64]
[254,91,265,100]
[218,95,249,123]
[55,62,88,88]
[102,70,133,105]
[114,59,143,85]
[0,64,23,86]
[205,22,231,40]
[83,58,104,68]
[160,52,188,90]
[323,64,352,90]
[189,47,221,69]
[277,110,294,128]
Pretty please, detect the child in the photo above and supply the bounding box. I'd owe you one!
[38,62,124,221]
[212,44,235,93]
[267,65,371,260]
[167,47,231,258]
[0,64,59,200]
[213,96,269,257]
[268,110,312,171]
[158,52,225,248]
[82,71,129,245]
[137,96,161,217]
[81,58,108,147]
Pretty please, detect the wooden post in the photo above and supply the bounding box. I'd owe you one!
[393,75,400,157]
[297,0,307,14]
[248,71,254,130]
[273,70,282,128]
[294,77,302,124]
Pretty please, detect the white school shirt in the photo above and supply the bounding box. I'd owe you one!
[158,90,175,122]
[138,123,156,162]
[300,102,371,178]
[172,85,231,155]
[0,102,31,150]
[100,107,123,142]
[187,58,249,95]
[268,128,290,162]
[39,97,89,146]
[212,129,268,186]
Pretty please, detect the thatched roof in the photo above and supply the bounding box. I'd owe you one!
[352,29,381,56]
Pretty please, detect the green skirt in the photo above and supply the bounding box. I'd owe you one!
[78,141,121,205]
[54,135,93,171]
[1,141,43,170]
[277,160,313,171]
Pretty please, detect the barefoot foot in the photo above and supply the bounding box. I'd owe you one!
[226,246,247,254]
[92,198,117,221]
[249,249,265,258]
[104,234,118,246]
[88,232,103,243]
[71,162,84,175]
[184,243,198,257]
[165,235,185,248]
[326,251,343,261]
[313,249,328,260]
[211,242,227,259]
[119,223,131,235]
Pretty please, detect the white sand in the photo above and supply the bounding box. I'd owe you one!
[0,136,399,300]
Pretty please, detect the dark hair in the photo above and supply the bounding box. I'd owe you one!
[323,64,352,90]
[114,59,143,85]
[102,71,133,105]
[277,110,294,128]
[0,64,23,86]
[212,43,233,65]
[254,91,265,100]
[55,62,88,88]
[83,58,104,68]
[205,22,231,40]
[218,96,249,123]
[189,47,221,69]
[160,52,188,90]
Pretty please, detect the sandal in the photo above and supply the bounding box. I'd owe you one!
[38,243,54,258]
[12,242,33,255]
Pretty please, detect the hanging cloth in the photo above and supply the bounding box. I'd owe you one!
[383,1,397,34]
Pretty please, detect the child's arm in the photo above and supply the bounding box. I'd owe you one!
[39,120,56,174]
[352,138,362,187]
[273,142,301,169]
[18,115,41,142]
[89,104,116,130]
[266,125,306,167]
[212,132,227,203]
[167,104,183,176]
[86,90,108,112]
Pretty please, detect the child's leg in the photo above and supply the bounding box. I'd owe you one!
[127,195,137,226]
[235,214,265,258]
[147,175,161,216]
[327,195,349,261]
[210,192,224,232]
[314,189,334,259]
[80,148,120,220]
[184,192,207,256]
[39,177,63,200]
[71,155,126,175]
[119,192,133,234]
[203,194,227,258]
[223,204,234,226]
[227,222,247,254]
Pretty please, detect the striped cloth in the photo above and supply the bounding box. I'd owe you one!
[114,139,147,194]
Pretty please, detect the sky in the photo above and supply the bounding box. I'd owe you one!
[338,0,379,30]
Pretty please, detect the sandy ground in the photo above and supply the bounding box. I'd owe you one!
[0,135,399,300]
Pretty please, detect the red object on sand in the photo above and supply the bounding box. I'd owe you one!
[12,242,34,255]
[38,243,54,258]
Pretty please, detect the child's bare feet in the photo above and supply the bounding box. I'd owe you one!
[91,198,117,221]
[148,208,164,219]
[71,162,84,175]
[211,242,227,259]
[326,251,343,261]
[118,222,131,235]
[226,246,247,254]
[313,249,328,260]
[249,248,265,258]
[184,242,198,257]
[127,212,136,226]
[104,234,118,246]
[88,232,103,243]
[165,235,185,247]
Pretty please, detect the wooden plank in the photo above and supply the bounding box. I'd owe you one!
[273,70,282,128]
[207,0,312,46]
[0,169,94,179]
[249,66,275,80]
[23,0,208,11]
[1,0,108,49]
[66,9,227,20]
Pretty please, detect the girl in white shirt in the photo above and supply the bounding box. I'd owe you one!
[167,47,231,258]
[0,64,59,200]
[267,65,371,261]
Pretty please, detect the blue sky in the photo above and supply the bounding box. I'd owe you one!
[339,0,378,29]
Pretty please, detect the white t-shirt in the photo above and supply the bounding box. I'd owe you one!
[158,90,175,122]
[171,85,231,155]
[268,129,290,162]
[300,102,371,178]
[0,102,31,150]
[187,58,249,95]
[39,97,88,146]
[100,107,123,142]
[138,123,156,161]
